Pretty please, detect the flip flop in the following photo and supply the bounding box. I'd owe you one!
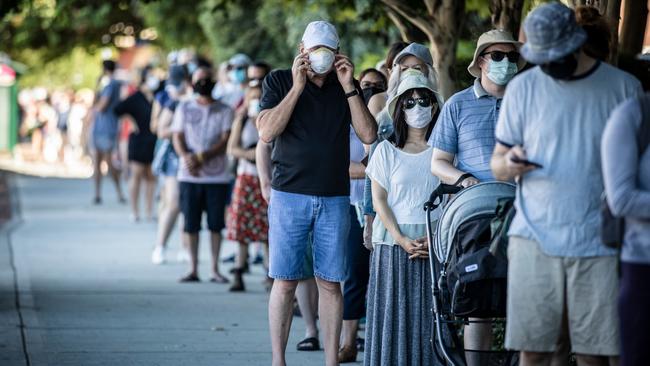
[209,275,230,284]
[296,337,320,351]
[179,274,200,283]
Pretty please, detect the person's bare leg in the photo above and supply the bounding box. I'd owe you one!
[341,319,359,348]
[93,151,104,201]
[107,151,125,201]
[296,278,319,339]
[143,165,155,219]
[185,232,199,277]
[521,352,554,366]
[575,355,611,366]
[236,242,248,269]
[156,177,180,249]
[269,279,299,366]
[316,277,343,366]
[209,231,225,280]
[551,308,571,366]
[129,162,142,220]
[464,320,493,366]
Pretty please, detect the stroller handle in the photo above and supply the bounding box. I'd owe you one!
[424,183,463,211]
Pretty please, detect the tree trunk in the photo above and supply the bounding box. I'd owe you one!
[619,0,648,56]
[606,0,622,64]
[490,0,525,36]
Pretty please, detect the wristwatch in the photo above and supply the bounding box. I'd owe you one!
[345,89,359,99]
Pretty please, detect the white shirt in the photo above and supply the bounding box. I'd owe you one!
[171,97,234,184]
[365,140,438,224]
[237,117,259,177]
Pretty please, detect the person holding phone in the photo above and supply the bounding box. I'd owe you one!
[257,21,377,366]
[490,4,642,365]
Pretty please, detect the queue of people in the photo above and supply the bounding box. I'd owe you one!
[81,2,649,365]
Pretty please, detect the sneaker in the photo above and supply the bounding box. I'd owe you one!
[129,214,140,223]
[176,249,190,263]
[151,247,166,265]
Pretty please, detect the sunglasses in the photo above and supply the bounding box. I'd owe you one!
[402,96,433,109]
[481,51,520,63]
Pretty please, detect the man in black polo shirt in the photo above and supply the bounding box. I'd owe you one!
[258,20,377,366]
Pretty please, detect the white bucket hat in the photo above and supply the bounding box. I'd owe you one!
[386,69,440,118]
[467,29,525,78]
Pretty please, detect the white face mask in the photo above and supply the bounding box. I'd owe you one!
[309,48,335,75]
[145,76,160,91]
[248,98,260,117]
[404,105,432,129]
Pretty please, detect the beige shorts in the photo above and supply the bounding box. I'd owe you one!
[505,236,619,355]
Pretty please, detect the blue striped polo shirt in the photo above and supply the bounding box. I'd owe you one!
[428,79,500,182]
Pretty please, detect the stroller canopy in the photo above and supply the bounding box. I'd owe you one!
[434,182,515,264]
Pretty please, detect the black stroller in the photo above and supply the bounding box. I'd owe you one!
[424,181,518,366]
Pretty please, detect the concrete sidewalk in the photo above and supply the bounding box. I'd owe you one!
[1,175,344,365]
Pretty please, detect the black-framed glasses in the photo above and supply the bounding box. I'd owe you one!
[402,96,432,109]
[481,51,520,63]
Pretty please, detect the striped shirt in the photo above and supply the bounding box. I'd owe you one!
[428,79,500,182]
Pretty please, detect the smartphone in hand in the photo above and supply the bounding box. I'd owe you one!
[510,156,543,169]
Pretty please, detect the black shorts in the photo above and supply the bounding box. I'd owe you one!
[179,182,229,233]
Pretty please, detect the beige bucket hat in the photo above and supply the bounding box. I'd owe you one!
[467,29,525,78]
[387,69,440,117]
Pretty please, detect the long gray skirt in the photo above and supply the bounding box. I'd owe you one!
[364,244,435,366]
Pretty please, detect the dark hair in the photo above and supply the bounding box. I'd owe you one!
[391,88,438,149]
[102,60,116,72]
[359,68,388,86]
[139,65,152,87]
[575,6,611,61]
[251,61,272,77]
[386,41,409,70]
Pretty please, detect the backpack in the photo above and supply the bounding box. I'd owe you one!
[601,94,650,248]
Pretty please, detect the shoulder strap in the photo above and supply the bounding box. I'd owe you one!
[638,94,650,157]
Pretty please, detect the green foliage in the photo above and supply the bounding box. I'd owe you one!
[18,47,104,89]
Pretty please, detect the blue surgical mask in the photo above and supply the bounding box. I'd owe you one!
[486,59,518,86]
[228,69,246,84]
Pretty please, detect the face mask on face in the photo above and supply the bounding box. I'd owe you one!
[193,78,215,97]
[540,53,578,80]
[486,59,518,85]
[362,86,385,105]
[145,76,160,91]
[309,48,335,75]
[228,68,247,84]
[248,98,261,117]
[404,105,433,129]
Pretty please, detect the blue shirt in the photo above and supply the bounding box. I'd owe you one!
[496,62,642,257]
[429,79,499,182]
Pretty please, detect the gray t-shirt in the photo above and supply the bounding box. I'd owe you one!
[602,96,650,264]
[496,62,642,257]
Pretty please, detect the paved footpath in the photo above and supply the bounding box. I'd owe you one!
[0,175,349,365]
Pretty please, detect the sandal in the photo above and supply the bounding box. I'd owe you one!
[179,273,200,283]
[296,337,320,351]
[209,274,230,284]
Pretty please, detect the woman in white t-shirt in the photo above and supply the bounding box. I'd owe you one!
[364,69,442,366]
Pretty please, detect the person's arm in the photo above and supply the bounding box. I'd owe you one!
[156,108,175,139]
[201,131,231,162]
[335,54,377,144]
[95,95,110,112]
[431,149,479,187]
[368,92,386,117]
[602,100,650,218]
[371,181,428,259]
[349,161,366,179]
[256,140,273,203]
[227,113,256,162]
[150,99,162,133]
[172,131,199,176]
[490,143,537,181]
[257,53,309,142]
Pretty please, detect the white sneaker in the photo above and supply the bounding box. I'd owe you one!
[151,246,166,265]
[176,249,190,263]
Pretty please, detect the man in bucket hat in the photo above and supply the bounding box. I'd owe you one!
[491,3,642,365]
[430,29,524,364]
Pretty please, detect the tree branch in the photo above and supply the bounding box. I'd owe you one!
[381,0,435,37]
[385,7,414,42]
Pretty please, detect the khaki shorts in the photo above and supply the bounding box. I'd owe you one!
[505,236,619,356]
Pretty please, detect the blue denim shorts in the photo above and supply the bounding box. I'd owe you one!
[268,189,350,282]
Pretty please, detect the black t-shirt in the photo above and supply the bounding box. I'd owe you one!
[260,69,353,196]
[114,90,155,138]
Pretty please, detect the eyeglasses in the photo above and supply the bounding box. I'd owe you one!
[402,96,432,109]
[481,51,520,63]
